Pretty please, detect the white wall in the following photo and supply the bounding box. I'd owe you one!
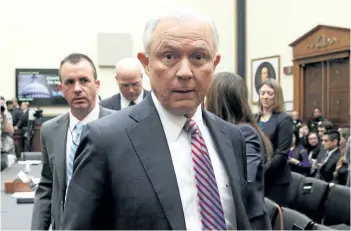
[0,0,236,115]
[246,0,351,112]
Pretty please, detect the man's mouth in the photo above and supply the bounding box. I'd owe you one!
[173,90,194,93]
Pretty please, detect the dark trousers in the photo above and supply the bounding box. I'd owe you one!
[265,183,290,207]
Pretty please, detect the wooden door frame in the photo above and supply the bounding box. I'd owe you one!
[289,25,350,118]
[293,51,350,117]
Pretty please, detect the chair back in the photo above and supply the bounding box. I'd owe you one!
[323,184,350,226]
[295,177,329,222]
[279,207,314,230]
[288,172,305,209]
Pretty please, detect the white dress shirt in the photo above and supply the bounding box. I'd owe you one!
[151,92,235,230]
[65,106,100,172]
[120,89,144,109]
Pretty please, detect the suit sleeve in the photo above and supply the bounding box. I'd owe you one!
[238,124,272,230]
[238,124,262,183]
[62,123,108,230]
[265,115,293,174]
[31,126,52,230]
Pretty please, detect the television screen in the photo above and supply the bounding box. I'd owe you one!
[15,68,68,106]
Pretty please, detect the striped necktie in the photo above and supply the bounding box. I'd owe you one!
[67,122,84,185]
[184,119,227,230]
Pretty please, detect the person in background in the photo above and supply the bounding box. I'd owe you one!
[318,120,334,139]
[308,131,323,177]
[256,78,293,207]
[316,130,341,182]
[298,123,309,147]
[100,57,150,110]
[63,7,252,230]
[31,53,114,230]
[1,96,15,171]
[291,110,302,134]
[206,72,272,230]
[12,97,19,109]
[6,100,21,125]
[14,101,29,130]
[333,128,350,185]
[288,132,311,176]
[308,107,325,132]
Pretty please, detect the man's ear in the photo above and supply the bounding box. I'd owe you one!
[137,52,150,75]
[214,54,221,69]
[58,83,63,91]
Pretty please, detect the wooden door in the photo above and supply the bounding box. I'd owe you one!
[303,62,324,120]
[326,58,350,126]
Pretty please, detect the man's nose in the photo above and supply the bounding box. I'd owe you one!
[127,87,135,94]
[176,59,193,79]
[74,82,82,93]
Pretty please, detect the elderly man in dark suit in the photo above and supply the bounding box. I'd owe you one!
[100,57,150,110]
[31,53,114,230]
[63,7,252,230]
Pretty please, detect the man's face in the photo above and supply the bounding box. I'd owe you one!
[7,103,13,110]
[138,18,220,117]
[58,59,100,113]
[117,69,143,101]
[291,111,299,121]
[21,102,29,111]
[322,135,337,150]
[313,108,321,118]
[260,67,269,82]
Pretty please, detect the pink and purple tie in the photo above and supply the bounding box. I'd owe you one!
[184,119,227,230]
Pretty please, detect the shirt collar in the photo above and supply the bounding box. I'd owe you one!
[327,147,339,156]
[121,89,144,105]
[69,105,100,131]
[151,92,203,142]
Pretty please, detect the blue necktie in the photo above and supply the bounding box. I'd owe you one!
[67,122,84,185]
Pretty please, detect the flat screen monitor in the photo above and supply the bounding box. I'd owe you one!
[15,68,68,106]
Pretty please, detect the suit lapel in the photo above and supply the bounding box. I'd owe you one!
[126,95,186,230]
[203,111,246,191]
[53,113,69,192]
[99,106,111,118]
[142,89,149,98]
[115,94,121,110]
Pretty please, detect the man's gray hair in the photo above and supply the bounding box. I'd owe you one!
[142,6,219,55]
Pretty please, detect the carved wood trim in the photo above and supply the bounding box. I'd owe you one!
[290,25,350,114]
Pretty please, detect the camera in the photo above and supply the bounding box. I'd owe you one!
[28,108,43,121]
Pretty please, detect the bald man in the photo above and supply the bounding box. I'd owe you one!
[100,57,150,110]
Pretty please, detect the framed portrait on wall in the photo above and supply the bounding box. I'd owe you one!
[251,55,280,104]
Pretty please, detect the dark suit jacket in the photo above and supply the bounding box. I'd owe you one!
[16,109,28,128]
[62,94,252,230]
[317,148,341,182]
[256,112,293,185]
[100,89,150,111]
[31,107,114,230]
[238,124,272,230]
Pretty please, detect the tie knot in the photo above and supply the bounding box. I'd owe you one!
[184,119,200,135]
[129,101,136,106]
[75,122,84,132]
